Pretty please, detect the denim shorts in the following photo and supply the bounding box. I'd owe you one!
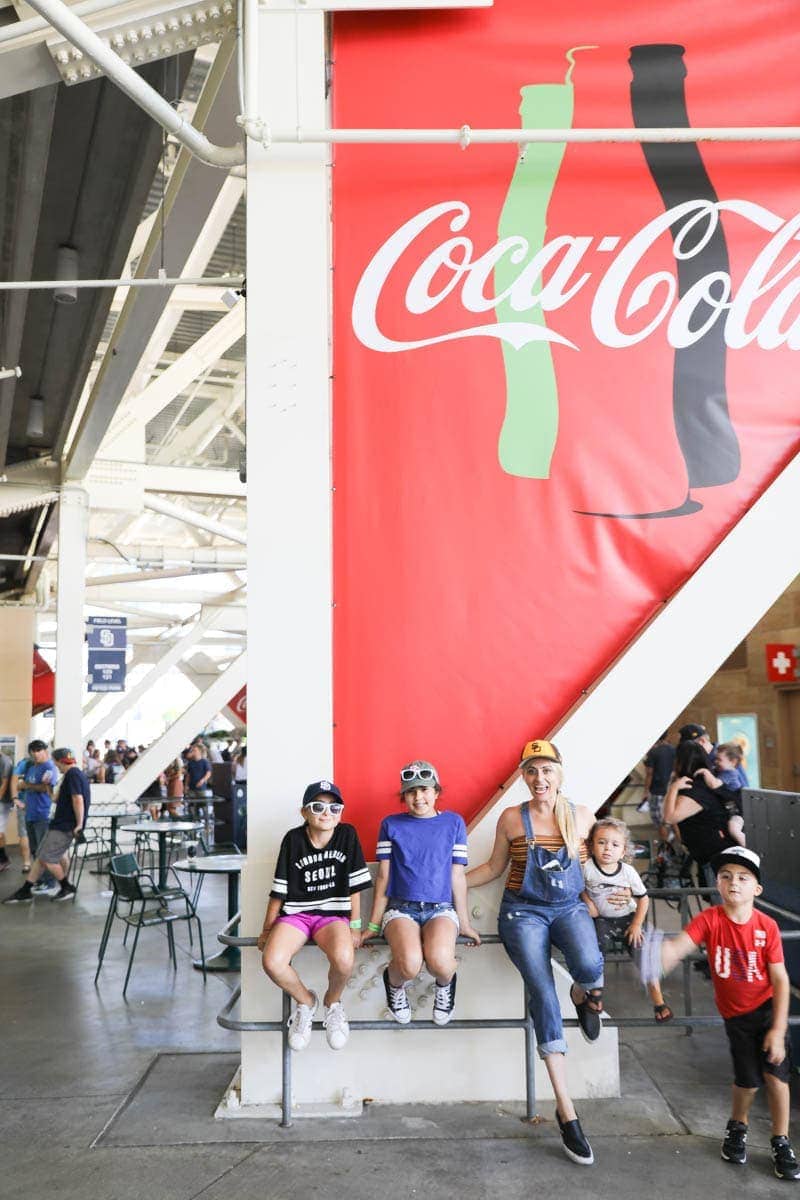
[14,804,27,838]
[383,900,459,932]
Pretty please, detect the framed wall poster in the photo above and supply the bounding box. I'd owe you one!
[717,714,760,788]
[0,736,17,765]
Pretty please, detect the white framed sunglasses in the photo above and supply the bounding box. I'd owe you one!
[304,800,344,815]
[400,766,437,784]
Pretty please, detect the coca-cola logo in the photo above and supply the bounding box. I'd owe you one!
[353,197,799,354]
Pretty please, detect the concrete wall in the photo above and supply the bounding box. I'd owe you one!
[0,606,35,844]
[673,573,800,790]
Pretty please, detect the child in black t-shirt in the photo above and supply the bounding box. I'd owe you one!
[257,781,372,1052]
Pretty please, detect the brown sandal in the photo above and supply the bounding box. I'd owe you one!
[653,1003,674,1023]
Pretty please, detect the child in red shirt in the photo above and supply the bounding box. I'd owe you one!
[646,847,796,1181]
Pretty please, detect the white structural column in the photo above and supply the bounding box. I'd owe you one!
[54,484,89,752]
[240,5,339,1107]
[238,5,618,1114]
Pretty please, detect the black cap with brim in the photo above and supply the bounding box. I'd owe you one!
[302,780,344,807]
[679,723,708,741]
[710,847,761,883]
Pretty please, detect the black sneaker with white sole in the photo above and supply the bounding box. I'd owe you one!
[3,882,33,904]
[772,1135,800,1181]
[52,881,77,902]
[432,974,456,1026]
[383,967,411,1025]
[721,1119,747,1165]
[557,1112,594,1165]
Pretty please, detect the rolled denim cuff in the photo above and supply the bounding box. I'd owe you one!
[537,1037,568,1059]
[575,971,604,991]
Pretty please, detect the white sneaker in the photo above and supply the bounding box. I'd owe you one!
[432,975,457,1026]
[287,992,318,1051]
[31,882,59,897]
[323,1001,350,1050]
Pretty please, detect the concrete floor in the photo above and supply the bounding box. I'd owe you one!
[1,834,797,1200]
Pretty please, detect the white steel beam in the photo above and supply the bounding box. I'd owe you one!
[102,302,245,457]
[85,541,247,565]
[469,449,800,859]
[63,43,241,480]
[124,175,244,396]
[150,388,244,465]
[78,583,244,604]
[54,485,88,752]
[141,464,245,498]
[111,652,247,802]
[82,601,237,745]
[143,493,245,545]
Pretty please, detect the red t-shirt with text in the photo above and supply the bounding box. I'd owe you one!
[685,906,783,1019]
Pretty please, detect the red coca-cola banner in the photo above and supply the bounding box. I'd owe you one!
[32,648,55,716]
[332,0,800,845]
[229,686,247,725]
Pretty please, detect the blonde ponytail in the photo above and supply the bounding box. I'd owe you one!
[554,790,580,859]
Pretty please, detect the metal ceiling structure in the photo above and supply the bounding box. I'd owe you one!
[0,0,246,741]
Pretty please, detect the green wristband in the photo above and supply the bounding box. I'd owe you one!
[349,919,362,930]
[368,922,381,933]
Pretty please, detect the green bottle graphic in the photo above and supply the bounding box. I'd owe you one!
[495,49,593,479]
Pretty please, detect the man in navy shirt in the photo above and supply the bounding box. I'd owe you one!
[643,732,676,840]
[185,743,212,793]
[4,749,90,903]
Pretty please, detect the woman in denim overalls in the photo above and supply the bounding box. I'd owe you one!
[467,739,606,1166]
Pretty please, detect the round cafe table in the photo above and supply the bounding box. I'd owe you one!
[118,820,202,890]
[172,853,246,972]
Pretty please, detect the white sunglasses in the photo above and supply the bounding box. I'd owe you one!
[304,800,344,815]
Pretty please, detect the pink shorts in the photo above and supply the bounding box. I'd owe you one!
[276,912,348,940]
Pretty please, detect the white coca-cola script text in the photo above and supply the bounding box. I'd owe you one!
[352,199,800,352]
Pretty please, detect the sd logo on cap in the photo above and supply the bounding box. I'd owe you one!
[520,739,562,766]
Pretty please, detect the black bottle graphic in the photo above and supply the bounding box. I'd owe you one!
[629,43,740,492]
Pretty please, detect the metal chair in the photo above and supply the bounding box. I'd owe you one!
[95,859,206,996]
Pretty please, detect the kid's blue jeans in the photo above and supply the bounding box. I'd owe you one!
[499,895,604,1058]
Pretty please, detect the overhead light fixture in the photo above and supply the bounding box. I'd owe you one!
[54,245,78,305]
[0,366,21,382]
[27,396,45,439]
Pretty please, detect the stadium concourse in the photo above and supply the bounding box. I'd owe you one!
[2,0,800,1195]
[0,811,788,1200]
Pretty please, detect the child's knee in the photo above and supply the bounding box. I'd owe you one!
[394,949,423,979]
[329,945,355,975]
[424,947,456,979]
[261,947,288,980]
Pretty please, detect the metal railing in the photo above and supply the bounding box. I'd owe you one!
[215,891,800,1128]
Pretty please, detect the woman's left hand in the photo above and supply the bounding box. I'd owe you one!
[459,924,482,947]
[606,886,633,909]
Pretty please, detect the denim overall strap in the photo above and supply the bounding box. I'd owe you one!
[520,800,535,842]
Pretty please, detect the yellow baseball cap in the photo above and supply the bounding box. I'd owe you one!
[520,739,562,765]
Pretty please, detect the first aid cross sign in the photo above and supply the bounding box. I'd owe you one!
[766,643,800,683]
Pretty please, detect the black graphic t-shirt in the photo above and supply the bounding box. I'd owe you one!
[270,823,372,915]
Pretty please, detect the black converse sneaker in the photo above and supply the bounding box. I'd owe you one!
[557,1111,594,1166]
[721,1119,748,1165]
[383,967,411,1025]
[771,1136,800,1181]
[432,974,457,1026]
